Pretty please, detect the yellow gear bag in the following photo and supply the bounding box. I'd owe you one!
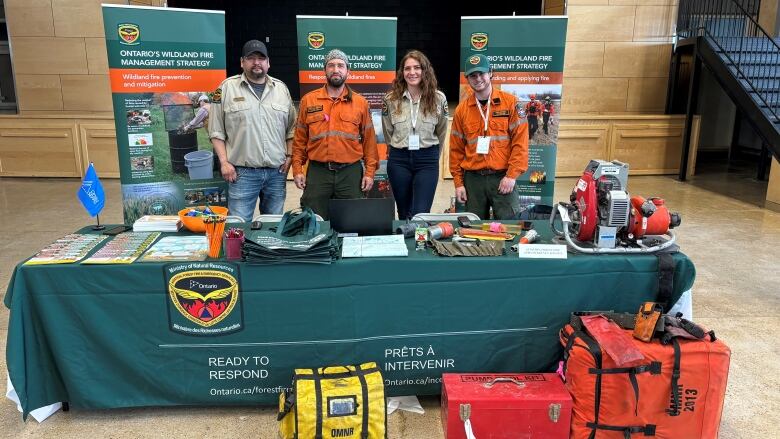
[278,362,387,439]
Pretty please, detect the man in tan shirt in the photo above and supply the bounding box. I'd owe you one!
[292,49,378,220]
[209,40,297,221]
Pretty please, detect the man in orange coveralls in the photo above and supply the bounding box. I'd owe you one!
[292,49,379,219]
[449,54,528,220]
[525,94,543,138]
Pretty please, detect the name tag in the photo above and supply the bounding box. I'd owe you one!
[307,105,323,113]
[492,110,510,117]
[233,97,245,102]
[408,134,420,150]
[476,136,490,154]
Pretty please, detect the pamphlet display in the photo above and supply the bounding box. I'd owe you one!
[82,232,161,264]
[24,234,108,266]
[139,236,209,262]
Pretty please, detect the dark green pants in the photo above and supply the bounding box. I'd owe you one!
[463,170,520,220]
[301,161,363,220]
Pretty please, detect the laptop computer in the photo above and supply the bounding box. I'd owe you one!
[328,198,395,236]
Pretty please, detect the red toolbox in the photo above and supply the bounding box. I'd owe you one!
[441,373,572,439]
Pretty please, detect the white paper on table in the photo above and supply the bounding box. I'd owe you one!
[6,374,61,422]
[342,235,408,258]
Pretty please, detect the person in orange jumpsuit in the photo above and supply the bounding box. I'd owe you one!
[525,94,543,138]
[291,49,379,220]
[448,54,529,220]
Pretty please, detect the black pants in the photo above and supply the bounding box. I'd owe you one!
[387,145,440,220]
[528,115,539,138]
[543,112,551,134]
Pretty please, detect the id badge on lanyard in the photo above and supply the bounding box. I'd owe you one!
[476,96,491,155]
[408,98,421,150]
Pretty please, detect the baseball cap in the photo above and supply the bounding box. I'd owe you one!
[242,40,268,58]
[465,54,490,76]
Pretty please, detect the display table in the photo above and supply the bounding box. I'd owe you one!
[4,223,695,418]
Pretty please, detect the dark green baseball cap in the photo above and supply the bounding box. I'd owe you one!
[465,54,490,75]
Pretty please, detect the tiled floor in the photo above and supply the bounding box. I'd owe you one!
[0,173,778,438]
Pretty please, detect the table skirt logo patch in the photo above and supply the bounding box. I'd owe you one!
[165,262,243,335]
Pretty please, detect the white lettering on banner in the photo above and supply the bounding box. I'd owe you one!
[209,356,250,366]
[384,358,455,371]
[208,355,271,381]
[383,345,455,372]
[209,369,268,380]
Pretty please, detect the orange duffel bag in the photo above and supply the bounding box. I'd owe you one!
[559,312,730,439]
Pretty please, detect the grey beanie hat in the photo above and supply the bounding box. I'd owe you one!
[324,49,349,67]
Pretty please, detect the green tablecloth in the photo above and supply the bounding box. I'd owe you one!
[4,223,695,418]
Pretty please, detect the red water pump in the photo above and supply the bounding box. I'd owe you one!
[551,160,681,253]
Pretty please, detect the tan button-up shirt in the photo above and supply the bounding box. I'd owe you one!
[209,73,297,168]
[381,90,448,149]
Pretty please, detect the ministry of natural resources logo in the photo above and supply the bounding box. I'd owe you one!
[470,32,488,51]
[166,262,243,336]
[308,31,325,50]
[469,55,481,65]
[118,23,140,45]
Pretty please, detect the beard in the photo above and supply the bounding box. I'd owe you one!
[326,73,346,88]
[244,67,266,82]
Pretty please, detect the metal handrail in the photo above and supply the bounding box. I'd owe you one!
[677,0,780,121]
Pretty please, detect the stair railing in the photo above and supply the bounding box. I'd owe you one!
[677,0,779,122]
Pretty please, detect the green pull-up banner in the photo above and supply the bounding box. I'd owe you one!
[102,5,228,223]
[461,16,568,216]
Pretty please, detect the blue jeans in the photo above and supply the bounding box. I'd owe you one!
[387,145,440,220]
[228,166,286,221]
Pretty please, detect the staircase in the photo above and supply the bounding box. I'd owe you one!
[671,0,780,179]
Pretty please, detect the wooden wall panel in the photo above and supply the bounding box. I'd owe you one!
[5,0,55,37]
[564,43,605,77]
[567,6,636,41]
[15,75,63,111]
[12,37,88,74]
[556,123,611,176]
[766,158,780,209]
[61,74,113,112]
[626,77,669,112]
[545,6,565,15]
[610,122,684,174]
[0,119,81,177]
[603,42,671,77]
[52,0,123,38]
[79,122,119,177]
[562,78,629,113]
[569,0,609,5]
[634,6,676,41]
[610,0,676,5]
[85,38,109,74]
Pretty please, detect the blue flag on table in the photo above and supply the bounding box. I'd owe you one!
[77,163,105,217]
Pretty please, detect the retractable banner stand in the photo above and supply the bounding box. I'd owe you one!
[102,5,227,223]
[296,15,397,197]
[461,16,567,218]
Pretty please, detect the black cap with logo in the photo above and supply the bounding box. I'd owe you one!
[242,40,268,58]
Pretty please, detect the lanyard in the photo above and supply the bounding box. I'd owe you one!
[409,94,420,133]
[475,95,490,135]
